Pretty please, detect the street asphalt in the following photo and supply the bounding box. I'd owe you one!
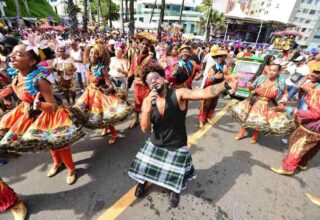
[1,88,320,220]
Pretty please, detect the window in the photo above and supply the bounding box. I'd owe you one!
[307,0,313,3]
[298,36,303,40]
[304,36,309,41]
[250,11,254,14]
[303,8,309,13]
[301,0,305,2]
[293,17,299,22]
[261,2,265,5]
[310,9,316,14]
[314,35,320,39]
[298,9,302,13]
[299,18,305,23]
[259,9,262,12]
[302,28,307,32]
[305,19,311,24]
[139,17,143,22]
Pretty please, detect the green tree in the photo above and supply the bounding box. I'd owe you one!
[67,0,78,37]
[91,0,119,25]
[196,0,225,41]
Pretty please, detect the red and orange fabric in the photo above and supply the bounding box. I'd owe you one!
[0,179,19,212]
[130,54,155,113]
[230,79,295,135]
[282,88,320,171]
[72,63,133,128]
[0,66,84,154]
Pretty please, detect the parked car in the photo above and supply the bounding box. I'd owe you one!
[230,56,264,99]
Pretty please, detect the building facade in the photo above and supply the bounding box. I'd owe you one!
[247,0,320,47]
[134,0,202,34]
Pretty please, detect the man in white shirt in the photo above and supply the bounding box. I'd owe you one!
[69,40,86,92]
[200,45,218,89]
[285,55,310,101]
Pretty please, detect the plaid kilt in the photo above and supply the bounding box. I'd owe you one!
[128,141,196,193]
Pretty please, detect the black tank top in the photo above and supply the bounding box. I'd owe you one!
[150,88,187,150]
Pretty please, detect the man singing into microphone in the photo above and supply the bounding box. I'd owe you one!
[128,64,229,207]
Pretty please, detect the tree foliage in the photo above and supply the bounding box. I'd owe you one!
[91,0,120,23]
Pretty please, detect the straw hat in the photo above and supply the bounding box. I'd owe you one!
[134,32,157,44]
[210,45,219,56]
[178,44,192,53]
[212,50,228,57]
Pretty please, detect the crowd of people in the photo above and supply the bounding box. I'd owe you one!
[0,27,320,219]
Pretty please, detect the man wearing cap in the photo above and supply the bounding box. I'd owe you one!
[199,50,228,128]
[128,32,158,128]
[285,55,310,101]
[200,45,219,89]
[170,44,201,89]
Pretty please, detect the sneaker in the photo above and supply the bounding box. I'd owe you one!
[0,158,8,166]
[135,182,147,198]
[169,191,180,208]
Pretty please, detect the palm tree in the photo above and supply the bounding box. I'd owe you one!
[179,0,184,24]
[157,0,165,40]
[128,0,135,36]
[125,0,129,21]
[198,7,225,42]
[68,0,78,37]
[14,0,21,29]
[83,0,88,33]
[150,0,157,23]
[179,0,185,23]
[120,0,125,33]
[108,0,113,27]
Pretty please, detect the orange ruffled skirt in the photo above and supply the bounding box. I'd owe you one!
[71,87,133,129]
[0,102,84,154]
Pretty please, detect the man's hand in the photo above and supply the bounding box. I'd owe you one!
[143,90,157,113]
[272,105,286,112]
[214,72,223,79]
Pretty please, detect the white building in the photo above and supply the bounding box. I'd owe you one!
[134,0,203,34]
[248,0,320,47]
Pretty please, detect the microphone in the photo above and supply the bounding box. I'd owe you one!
[151,85,157,107]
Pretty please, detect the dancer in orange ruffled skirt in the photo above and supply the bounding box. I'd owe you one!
[71,44,133,144]
[0,36,84,185]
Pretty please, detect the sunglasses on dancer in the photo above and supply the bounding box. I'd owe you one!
[146,72,162,85]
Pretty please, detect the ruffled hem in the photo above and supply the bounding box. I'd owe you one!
[229,107,296,135]
[69,104,134,129]
[0,128,85,154]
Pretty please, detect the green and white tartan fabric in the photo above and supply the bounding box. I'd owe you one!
[128,141,196,193]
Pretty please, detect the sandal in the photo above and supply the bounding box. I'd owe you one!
[109,135,117,144]
[47,164,63,177]
[129,120,139,129]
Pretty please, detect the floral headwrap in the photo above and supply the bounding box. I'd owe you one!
[21,34,48,61]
